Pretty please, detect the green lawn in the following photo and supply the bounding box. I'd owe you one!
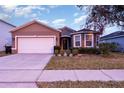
[45,53,124,70]
[37,81,124,88]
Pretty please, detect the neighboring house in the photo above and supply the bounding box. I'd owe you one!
[0,19,16,51]
[11,20,101,54]
[100,31,124,52]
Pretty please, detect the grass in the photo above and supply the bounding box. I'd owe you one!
[0,51,12,57]
[45,53,124,70]
[37,81,124,88]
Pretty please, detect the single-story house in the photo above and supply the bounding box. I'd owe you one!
[100,31,124,52]
[0,19,16,51]
[11,20,101,53]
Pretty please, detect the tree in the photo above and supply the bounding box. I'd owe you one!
[77,5,124,34]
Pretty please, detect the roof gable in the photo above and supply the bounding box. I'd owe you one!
[11,20,60,33]
[59,26,76,37]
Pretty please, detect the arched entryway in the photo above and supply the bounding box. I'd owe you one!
[60,37,71,50]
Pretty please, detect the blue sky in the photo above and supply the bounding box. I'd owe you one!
[0,5,122,35]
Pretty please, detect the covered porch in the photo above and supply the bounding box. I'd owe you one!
[60,36,72,50]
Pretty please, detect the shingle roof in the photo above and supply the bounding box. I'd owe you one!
[59,26,76,37]
[78,28,94,32]
[71,28,101,35]
[100,31,124,40]
[0,19,16,27]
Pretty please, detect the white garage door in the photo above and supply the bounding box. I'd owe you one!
[18,37,55,53]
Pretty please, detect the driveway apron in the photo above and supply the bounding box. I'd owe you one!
[0,54,52,88]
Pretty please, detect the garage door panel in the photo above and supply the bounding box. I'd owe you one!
[18,37,55,53]
[18,49,52,53]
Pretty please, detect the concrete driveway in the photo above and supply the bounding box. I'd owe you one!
[0,54,52,70]
[0,54,52,88]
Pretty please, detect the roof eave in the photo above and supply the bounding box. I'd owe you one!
[61,35,71,37]
[71,31,100,35]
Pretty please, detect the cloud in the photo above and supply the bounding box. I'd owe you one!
[14,6,43,17]
[0,13,10,20]
[74,15,87,24]
[103,25,122,36]
[52,19,66,27]
[30,13,37,18]
[37,19,49,24]
[1,5,17,13]
[73,12,79,17]
[0,5,49,18]
[48,5,59,8]
[14,6,32,17]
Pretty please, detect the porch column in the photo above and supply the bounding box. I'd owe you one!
[61,38,63,50]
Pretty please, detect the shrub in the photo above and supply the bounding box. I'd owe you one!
[99,42,118,55]
[60,50,65,56]
[72,48,78,56]
[99,43,110,55]
[109,42,118,52]
[66,49,71,56]
[78,48,100,54]
[54,46,61,51]
[54,49,59,56]
[54,46,61,54]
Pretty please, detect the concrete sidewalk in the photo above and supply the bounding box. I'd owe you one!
[38,70,124,82]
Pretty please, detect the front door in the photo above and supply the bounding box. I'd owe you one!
[62,38,71,50]
[63,38,68,50]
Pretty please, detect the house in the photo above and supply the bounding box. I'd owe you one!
[100,31,124,52]
[11,20,60,53]
[0,19,16,51]
[11,20,100,54]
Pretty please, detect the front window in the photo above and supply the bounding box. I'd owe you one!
[74,34,81,47]
[85,34,93,47]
